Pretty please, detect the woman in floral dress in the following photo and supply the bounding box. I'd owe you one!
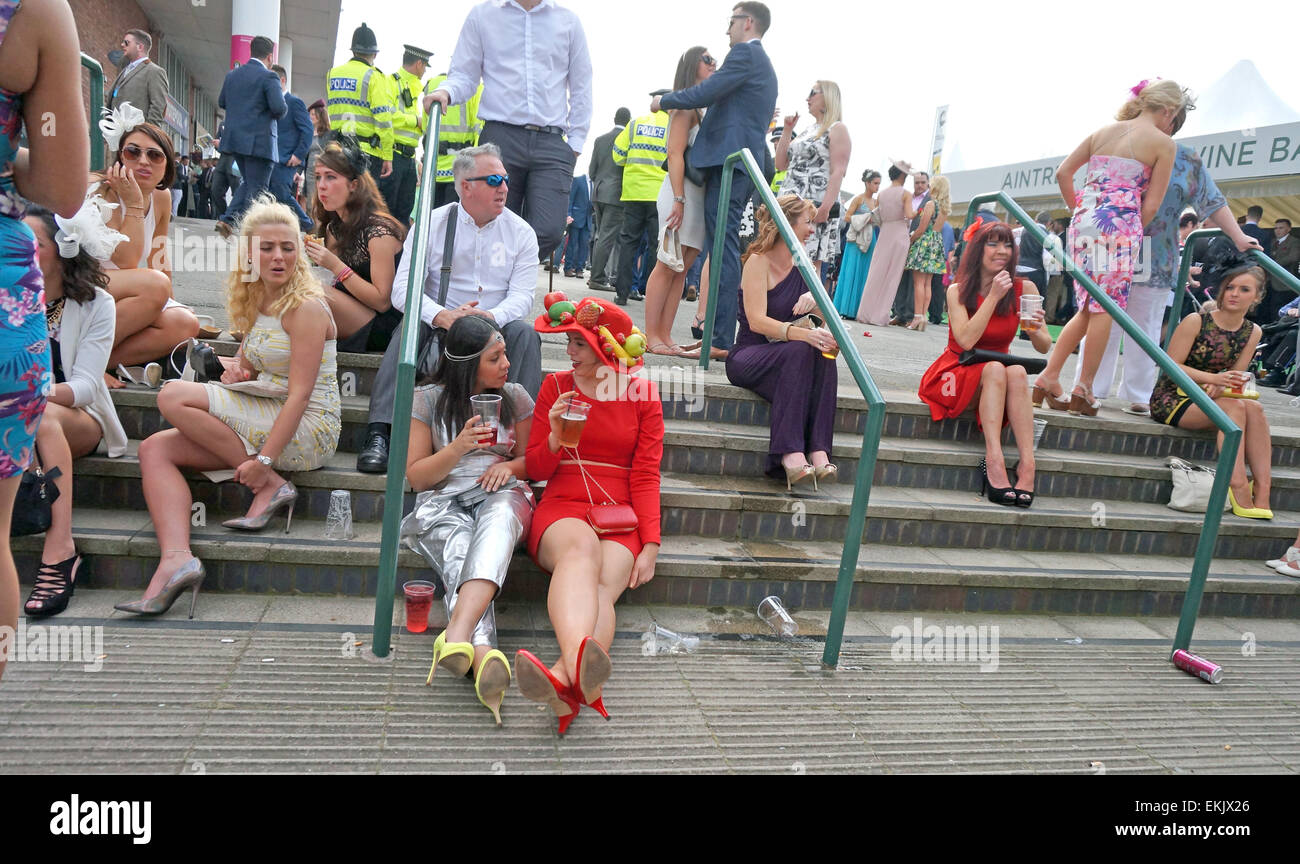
[776,81,851,273]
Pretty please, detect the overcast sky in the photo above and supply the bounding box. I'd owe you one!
[336,0,1300,196]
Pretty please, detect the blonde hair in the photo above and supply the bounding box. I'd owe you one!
[1117,79,1194,123]
[743,194,816,265]
[813,80,842,138]
[227,197,324,335]
[929,175,951,219]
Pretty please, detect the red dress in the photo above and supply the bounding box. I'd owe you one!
[526,370,664,563]
[917,281,1023,428]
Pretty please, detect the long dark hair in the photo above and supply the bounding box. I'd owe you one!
[311,139,404,254]
[673,46,710,123]
[431,316,516,443]
[956,221,1020,317]
[24,205,110,304]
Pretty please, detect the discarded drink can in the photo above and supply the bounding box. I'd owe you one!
[1171,649,1223,684]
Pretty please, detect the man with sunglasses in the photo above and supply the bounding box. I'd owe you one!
[651,2,777,356]
[357,144,542,473]
[424,0,592,261]
[107,29,168,128]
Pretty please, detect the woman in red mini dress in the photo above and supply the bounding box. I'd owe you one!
[918,220,1052,507]
[517,297,664,734]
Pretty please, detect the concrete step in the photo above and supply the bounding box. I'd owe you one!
[16,508,1298,617]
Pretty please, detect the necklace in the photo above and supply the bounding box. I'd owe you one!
[46,297,66,336]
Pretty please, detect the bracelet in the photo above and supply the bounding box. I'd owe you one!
[672,195,686,204]
[336,266,353,282]
[776,322,792,342]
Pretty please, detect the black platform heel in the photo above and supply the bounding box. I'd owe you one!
[24,554,84,618]
[979,458,1016,507]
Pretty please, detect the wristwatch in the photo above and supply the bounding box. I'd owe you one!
[672,195,686,204]
[255,453,273,466]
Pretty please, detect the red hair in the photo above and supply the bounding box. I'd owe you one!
[956,221,1019,318]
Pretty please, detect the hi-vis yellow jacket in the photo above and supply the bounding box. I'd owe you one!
[427,74,484,184]
[612,111,668,202]
[326,57,395,161]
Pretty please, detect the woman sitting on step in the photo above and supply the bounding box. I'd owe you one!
[400,315,534,725]
[726,195,839,492]
[518,297,664,735]
[85,110,200,385]
[307,140,405,353]
[918,220,1051,507]
[116,199,341,618]
[1149,259,1270,519]
[18,206,129,618]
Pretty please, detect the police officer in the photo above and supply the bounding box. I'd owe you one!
[326,22,396,208]
[611,96,669,306]
[388,44,436,227]
[425,73,484,209]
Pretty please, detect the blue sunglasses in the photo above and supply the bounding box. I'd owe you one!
[466,173,509,187]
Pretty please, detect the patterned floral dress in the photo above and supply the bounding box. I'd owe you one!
[779,126,840,263]
[204,300,342,471]
[1069,154,1151,313]
[904,200,946,274]
[0,0,51,478]
[1149,311,1254,425]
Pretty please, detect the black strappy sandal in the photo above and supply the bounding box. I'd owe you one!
[690,314,705,340]
[24,554,84,618]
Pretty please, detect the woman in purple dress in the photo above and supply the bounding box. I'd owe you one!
[726,195,839,491]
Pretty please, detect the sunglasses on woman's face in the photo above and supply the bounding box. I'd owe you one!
[701,55,716,66]
[121,143,167,165]
[466,174,509,187]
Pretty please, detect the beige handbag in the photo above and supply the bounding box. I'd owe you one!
[657,227,684,272]
[1167,456,1231,513]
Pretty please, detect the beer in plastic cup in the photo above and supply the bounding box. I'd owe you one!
[557,396,591,448]
[1020,295,1043,333]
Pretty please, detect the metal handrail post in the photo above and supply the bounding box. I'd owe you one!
[371,112,442,658]
[692,148,889,667]
[80,53,105,171]
[964,193,1240,658]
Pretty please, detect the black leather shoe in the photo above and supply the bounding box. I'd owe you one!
[356,432,390,473]
[614,296,628,306]
[1260,369,1287,387]
[1280,381,1300,398]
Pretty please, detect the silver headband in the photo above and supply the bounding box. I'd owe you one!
[442,331,504,362]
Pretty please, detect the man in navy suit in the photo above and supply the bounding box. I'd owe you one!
[270,64,316,232]
[552,174,593,276]
[1242,206,1272,255]
[653,3,777,356]
[216,36,288,237]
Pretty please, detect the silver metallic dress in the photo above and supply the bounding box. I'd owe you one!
[399,384,534,647]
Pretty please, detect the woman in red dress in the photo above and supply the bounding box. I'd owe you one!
[518,298,664,734]
[918,221,1052,506]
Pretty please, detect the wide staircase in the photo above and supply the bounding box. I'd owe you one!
[16,335,1300,619]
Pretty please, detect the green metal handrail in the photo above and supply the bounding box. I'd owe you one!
[695,149,887,668]
[964,193,1240,657]
[80,53,105,171]
[371,111,442,658]
[1167,229,1300,351]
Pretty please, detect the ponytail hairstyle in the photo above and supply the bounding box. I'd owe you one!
[955,220,1020,318]
[430,315,516,443]
[742,194,816,265]
[1117,79,1195,134]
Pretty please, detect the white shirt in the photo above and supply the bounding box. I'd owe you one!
[440,0,594,152]
[392,202,540,328]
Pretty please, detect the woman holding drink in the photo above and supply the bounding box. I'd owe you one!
[520,297,664,735]
[918,220,1051,507]
[400,315,534,725]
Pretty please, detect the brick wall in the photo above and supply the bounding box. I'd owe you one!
[70,0,158,119]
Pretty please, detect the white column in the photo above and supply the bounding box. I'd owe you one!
[278,37,294,85]
[230,0,281,69]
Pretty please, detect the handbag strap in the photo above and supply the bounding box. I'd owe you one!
[436,204,458,307]
[564,445,619,507]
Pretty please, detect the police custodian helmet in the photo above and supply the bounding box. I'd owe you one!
[350,22,379,54]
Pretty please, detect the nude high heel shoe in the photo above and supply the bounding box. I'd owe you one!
[113,558,206,619]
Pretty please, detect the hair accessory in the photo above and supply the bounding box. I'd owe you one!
[962,217,985,244]
[442,331,504,362]
[323,131,370,178]
[99,102,146,152]
[1128,77,1161,99]
[54,196,129,260]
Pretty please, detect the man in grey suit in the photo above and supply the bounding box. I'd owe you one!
[587,107,631,290]
[107,29,169,127]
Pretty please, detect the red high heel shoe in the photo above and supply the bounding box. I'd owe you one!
[515,650,580,735]
[573,636,612,720]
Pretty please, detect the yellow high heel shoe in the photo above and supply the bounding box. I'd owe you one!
[425,631,474,685]
[1228,486,1273,520]
[474,649,511,726]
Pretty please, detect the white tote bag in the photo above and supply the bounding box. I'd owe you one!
[1167,456,1231,513]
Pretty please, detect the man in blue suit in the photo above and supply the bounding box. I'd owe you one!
[552,174,593,276]
[215,36,288,237]
[269,64,315,232]
[653,2,776,357]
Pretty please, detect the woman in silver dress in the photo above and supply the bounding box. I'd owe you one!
[401,315,534,725]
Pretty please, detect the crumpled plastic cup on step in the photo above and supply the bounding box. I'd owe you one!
[324,489,355,540]
[757,595,798,638]
[641,624,699,656]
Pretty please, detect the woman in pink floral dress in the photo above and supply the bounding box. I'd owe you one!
[1032,80,1185,416]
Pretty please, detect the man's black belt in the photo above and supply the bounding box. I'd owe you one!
[437,141,467,156]
[393,143,416,158]
[491,121,565,136]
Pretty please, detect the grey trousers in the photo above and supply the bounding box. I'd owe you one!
[479,121,576,260]
[590,200,623,283]
[368,317,542,426]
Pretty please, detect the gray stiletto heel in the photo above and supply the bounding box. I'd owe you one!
[113,558,206,618]
[223,481,298,533]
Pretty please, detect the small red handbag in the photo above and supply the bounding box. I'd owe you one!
[567,447,639,535]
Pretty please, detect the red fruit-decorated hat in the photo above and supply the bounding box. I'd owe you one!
[534,295,646,372]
